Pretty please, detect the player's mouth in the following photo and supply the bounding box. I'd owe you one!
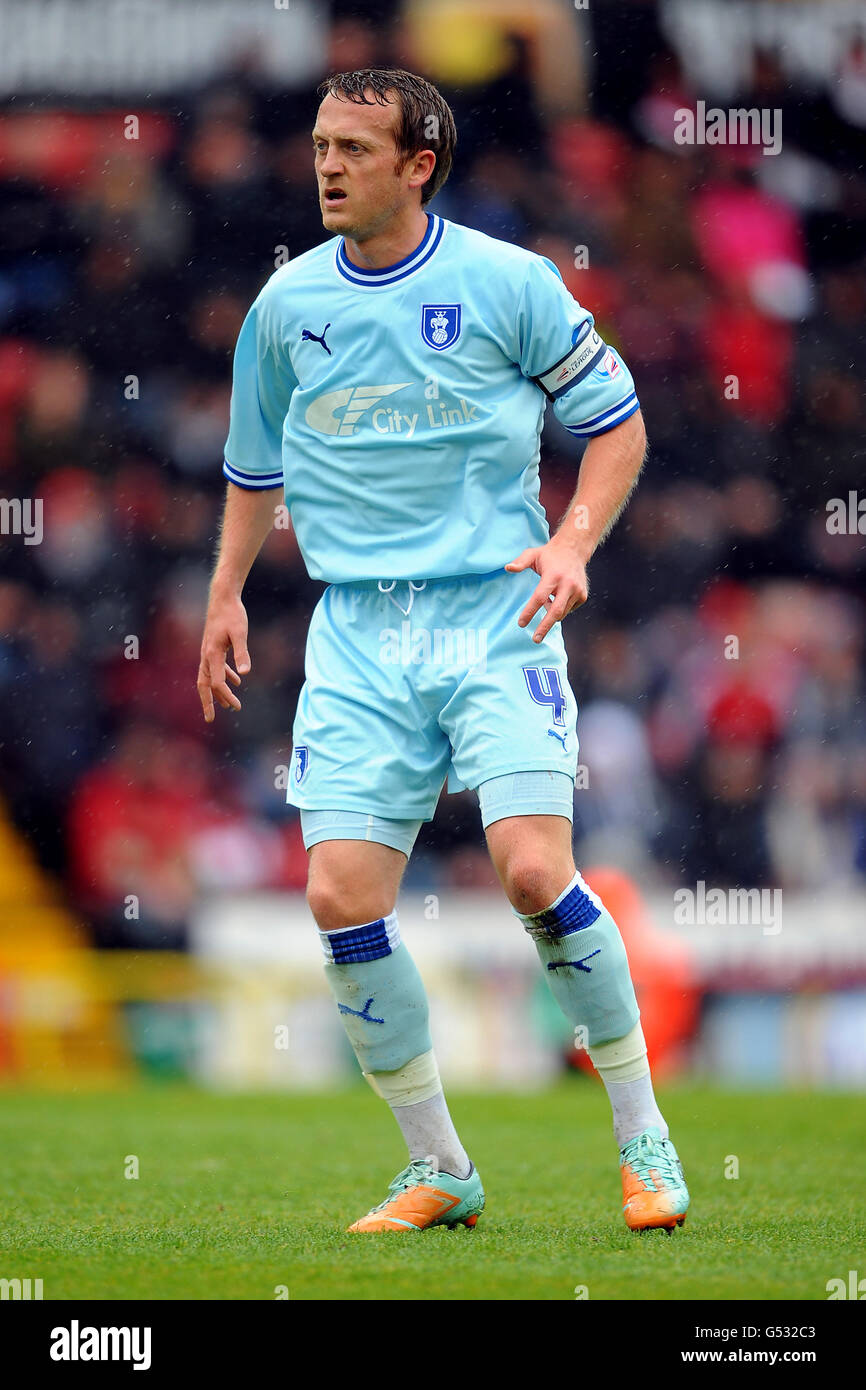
[323,187,348,208]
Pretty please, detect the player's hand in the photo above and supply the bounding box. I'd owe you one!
[197,590,251,722]
[506,537,589,644]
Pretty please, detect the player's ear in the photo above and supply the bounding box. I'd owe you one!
[407,148,436,194]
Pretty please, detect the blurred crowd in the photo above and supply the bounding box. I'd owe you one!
[1,3,865,947]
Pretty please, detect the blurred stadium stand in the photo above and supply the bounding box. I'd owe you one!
[1,0,864,1085]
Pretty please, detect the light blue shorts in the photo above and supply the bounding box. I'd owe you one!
[288,567,579,826]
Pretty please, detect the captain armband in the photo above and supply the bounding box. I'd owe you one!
[532,324,606,402]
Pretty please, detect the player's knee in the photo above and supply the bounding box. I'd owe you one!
[306,874,392,933]
[502,856,562,915]
[306,876,351,932]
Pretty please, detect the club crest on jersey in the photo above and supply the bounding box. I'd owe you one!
[421,304,461,351]
[294,745,310,784]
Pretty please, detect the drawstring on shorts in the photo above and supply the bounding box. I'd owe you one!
[378,578,428,617]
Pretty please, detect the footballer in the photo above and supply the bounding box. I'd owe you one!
[197,68,689,1235]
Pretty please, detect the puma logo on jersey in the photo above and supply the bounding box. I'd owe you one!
[301,323,332,355]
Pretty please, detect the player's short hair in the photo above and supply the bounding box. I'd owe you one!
[317,68,457,205]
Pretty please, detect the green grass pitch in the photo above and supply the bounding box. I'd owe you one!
[1,1081,862,1300]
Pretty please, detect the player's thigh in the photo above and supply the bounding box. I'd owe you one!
[440,569,579,796]
[289,583,450,820]
[302,808,423,931]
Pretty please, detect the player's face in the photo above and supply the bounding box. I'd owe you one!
[313,92,417,240]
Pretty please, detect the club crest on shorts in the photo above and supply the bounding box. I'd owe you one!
[421,304,461,351]
[294,745,310,784]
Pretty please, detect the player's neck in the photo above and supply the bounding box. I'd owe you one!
[342,207,430,271]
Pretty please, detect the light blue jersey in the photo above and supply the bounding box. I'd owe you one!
[223,213,639,584]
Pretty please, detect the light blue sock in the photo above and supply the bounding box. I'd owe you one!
[518,871,640,1046]
[319,912,433,1073]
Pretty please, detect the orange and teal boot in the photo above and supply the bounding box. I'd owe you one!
[620,1126,690,1233]
[347,1158,485,1233]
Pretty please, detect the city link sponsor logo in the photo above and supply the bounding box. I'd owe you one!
[50,1320,152,1371]
[305,384,480,438]
[379,620,488,671]
[673,880,782,935]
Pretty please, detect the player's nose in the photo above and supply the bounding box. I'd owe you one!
[319,151,344,178]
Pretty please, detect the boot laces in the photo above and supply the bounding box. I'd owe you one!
[620,1132,681,1191]
[367,1158,437,1214]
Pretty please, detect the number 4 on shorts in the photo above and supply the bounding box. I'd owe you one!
[523,666,567,726]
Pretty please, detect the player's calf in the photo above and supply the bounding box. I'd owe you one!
[305,831,476,1224]
[317,915,477,1225]
[510,859,690,1232]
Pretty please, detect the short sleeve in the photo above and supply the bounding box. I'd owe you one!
[514,256,640,438]
[223,291,296,490]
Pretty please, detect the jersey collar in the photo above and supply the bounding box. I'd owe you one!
[335,213,446,288]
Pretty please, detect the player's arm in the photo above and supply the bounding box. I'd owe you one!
[198,282,295,721]
[507,409,647,642]
[504,254,646,642]
[197,483,280,722]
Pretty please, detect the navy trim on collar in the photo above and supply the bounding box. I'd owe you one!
[336,214,446,287]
